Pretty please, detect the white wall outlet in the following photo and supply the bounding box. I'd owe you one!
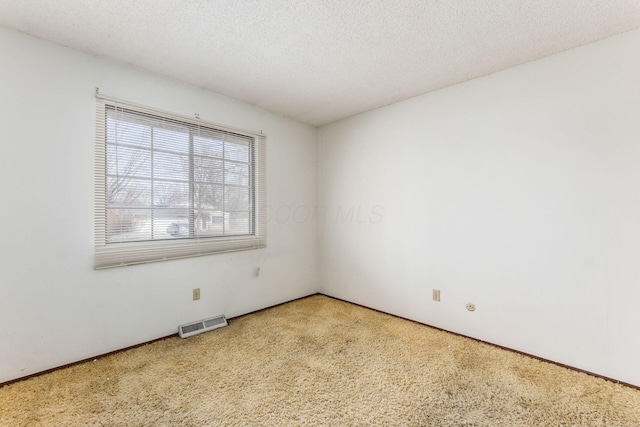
[255,267,261,277]
[193,288,200,301]
[466,302,476,312]
[432,289,440,302]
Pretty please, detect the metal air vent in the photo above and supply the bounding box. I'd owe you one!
[178,314,227,338]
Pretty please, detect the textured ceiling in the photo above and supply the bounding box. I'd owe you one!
[1,1,639,126]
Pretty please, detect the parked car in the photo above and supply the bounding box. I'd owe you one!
[167,222,189,236]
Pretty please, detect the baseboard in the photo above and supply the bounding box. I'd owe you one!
[317,292,640,391]
[226,292,322,321]
[6,291,635,392]
[0,292,320,388]
[0,333,178,388]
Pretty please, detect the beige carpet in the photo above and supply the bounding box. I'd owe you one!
[2,295,640,426]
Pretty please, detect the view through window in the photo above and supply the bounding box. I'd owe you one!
[106,106,254,243]
[95,99,266,269]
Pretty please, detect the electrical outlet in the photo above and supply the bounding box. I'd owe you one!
[432,289,440,302]
[466,302,476,312]
[193,288,200,301]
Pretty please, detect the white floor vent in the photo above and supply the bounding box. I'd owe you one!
[178,315,228,338]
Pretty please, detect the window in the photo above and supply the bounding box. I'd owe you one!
[95,97,266,269]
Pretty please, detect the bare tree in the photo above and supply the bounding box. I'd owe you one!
[105,132,150,237]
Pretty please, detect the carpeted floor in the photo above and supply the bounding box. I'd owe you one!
[2,295,640,426]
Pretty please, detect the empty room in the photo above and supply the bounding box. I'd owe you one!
[1,1,640,425]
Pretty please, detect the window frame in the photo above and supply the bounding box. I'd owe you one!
[94,96,266,269]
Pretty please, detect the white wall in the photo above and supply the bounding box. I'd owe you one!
[3,23,639,388]
[318,29,640,386]
[0,26,317,383]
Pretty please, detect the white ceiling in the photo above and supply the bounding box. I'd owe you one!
[1,1,639,126]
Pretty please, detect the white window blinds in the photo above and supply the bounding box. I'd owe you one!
[95,96,266,269]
